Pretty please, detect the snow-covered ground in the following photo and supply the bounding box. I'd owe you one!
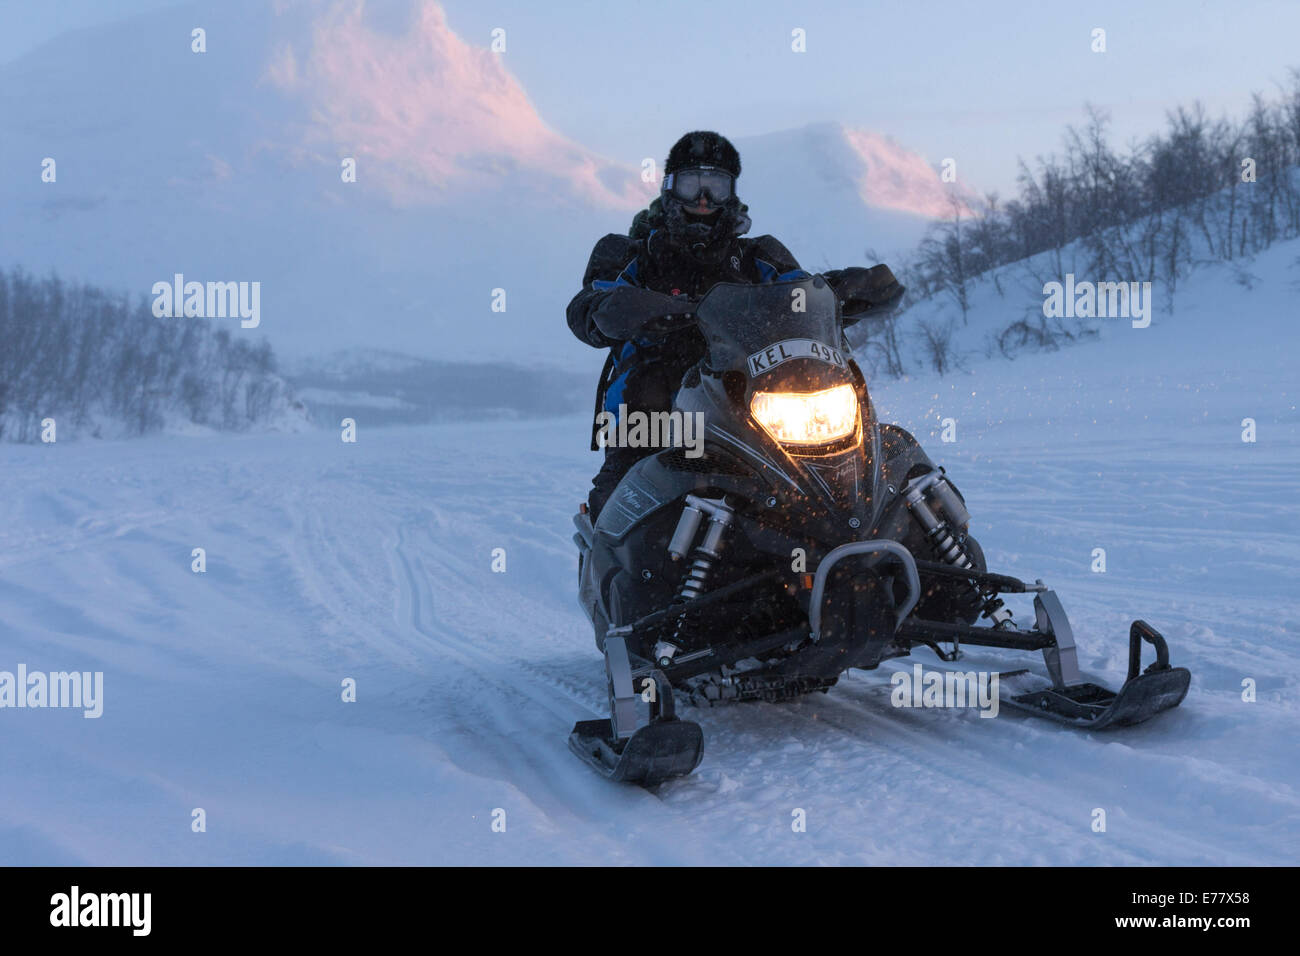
[2,241,1298,865]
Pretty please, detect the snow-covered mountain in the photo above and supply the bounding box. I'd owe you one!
[0,0,960,368]
[286,347,588,426]
[734,123,968,272]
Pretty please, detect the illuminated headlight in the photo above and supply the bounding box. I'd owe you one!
[749,384,858,446]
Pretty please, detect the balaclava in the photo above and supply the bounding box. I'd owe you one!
[660,131,747,264]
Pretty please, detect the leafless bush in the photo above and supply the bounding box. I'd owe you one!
[0,267,294,441]
[849,312,907,378]
[900,74,1300,330]
[916,317,959,374]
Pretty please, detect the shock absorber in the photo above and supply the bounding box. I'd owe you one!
[903,470,1014,629]
[654,494,735,667]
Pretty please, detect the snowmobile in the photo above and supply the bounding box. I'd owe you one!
[569,275,1190,786]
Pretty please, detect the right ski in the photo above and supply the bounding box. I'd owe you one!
[1004,620,1191,729]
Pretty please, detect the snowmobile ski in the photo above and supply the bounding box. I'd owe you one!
[1003,620,1191,728]
[567,634,703,785]
[568,718,704,785]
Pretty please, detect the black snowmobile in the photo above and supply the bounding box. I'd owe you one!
[569,275,1190,786]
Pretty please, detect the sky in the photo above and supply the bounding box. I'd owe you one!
[436,0,1300,197]
[2,0,1297,197]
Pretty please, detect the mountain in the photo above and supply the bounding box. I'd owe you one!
[733,123,968,271]
[285,348,589,426]
[0,0,963,368]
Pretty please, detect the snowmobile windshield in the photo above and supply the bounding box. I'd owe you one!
[695,276,847,387]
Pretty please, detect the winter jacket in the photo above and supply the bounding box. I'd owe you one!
[567,228,808,444]
[566,211,905,449]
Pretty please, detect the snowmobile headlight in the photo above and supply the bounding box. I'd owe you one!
[749,384,858,446]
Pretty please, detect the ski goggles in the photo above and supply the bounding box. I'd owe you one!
[665,166,734,204]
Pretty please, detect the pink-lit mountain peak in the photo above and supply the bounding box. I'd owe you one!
[260,2,967,222]
[0,0,975,363]
[265,0,652,208]
[730,121,973,237]
[841,127,972,220]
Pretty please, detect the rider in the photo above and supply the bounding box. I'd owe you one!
[566,131,903,517]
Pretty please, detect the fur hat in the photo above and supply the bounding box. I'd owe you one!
[664,131,741,178]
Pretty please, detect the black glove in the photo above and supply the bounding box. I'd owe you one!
[591,285,696,341]
[825,264,905,322]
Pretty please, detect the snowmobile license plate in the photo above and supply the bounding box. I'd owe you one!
[747,338,845,376]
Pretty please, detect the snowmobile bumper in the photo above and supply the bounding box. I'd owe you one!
[1004,619,1191,728]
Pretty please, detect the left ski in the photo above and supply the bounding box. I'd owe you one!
[1002,620,1190,729]
[568,718,704,785]
[568,634,704,786]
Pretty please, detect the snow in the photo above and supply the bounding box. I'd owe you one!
[293,388,414,411]
[2,238,1297,865]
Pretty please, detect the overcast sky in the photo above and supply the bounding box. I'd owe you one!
[4,0,1298,196]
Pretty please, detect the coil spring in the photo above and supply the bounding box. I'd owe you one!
[659,500,734,664]
[676,549,717,602]
[926,523,973,569]
[907,476,1012,627]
